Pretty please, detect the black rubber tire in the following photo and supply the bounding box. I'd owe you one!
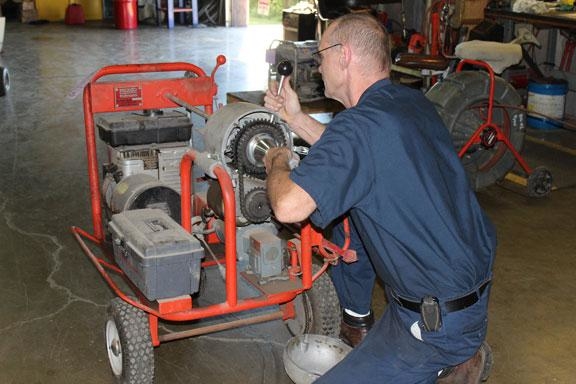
[527,166,553,198]
[105,298,155,384]
[0,67,9,97]
[426,71,526,190]
[284,265,341,338]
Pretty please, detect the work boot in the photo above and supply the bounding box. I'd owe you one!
[339,310,374,347]
[436,341,493,384]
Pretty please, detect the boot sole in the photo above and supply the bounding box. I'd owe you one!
[480,341,494,382]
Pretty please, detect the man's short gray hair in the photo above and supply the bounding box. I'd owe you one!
[329,13,391,73]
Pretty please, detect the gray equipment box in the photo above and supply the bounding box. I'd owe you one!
[109,208,204,301]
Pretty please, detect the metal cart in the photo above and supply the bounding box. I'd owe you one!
[71,56,347,383]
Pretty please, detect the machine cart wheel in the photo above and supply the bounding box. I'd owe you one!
[285,265,341,338]
[106,298,155,384]
[527,166,553,198]
[0,66,9,97]
[427,71,525,190]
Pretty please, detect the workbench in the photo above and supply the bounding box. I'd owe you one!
[484,7,576,31]
[485,6,576,125]
[484,7,576,67]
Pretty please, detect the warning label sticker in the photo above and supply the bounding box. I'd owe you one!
[115,86,143,108]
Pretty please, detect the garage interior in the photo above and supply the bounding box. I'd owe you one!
[1,0,576,383]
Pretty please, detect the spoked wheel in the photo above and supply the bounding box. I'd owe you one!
[284,265,341,338]
[106,298,154,384]
[427,71,525,190]
[0,67,10,97]
[527,166,553,198]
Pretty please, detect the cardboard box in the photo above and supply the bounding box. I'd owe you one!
[462,0,490,26]
[21,1,36,11]
[19,1,37,23]
[20,9,38,23]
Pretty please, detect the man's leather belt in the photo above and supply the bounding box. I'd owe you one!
[393,281,490,314]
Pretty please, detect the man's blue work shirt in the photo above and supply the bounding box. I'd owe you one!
[290,78,497,300]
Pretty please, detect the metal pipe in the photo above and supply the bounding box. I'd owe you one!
[214,166,238,307]
[180,151,194,232]
[83,86,104,242]
[301,223,312,289]
[165,93,210,119]
[158,310,285,342]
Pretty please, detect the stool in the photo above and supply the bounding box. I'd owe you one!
[156,0,198,29]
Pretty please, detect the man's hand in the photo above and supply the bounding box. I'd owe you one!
[264,80,326,145]
[264,147,293,173]
[264,147,299,173]
[264,76,302,124]
[264,147,316,223]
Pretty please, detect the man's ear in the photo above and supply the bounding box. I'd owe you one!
[340,44,351,68]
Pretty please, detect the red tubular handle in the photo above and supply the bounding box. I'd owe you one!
[89,62,208,84]
[180,151,238,307]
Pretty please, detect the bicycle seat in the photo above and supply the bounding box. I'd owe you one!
[455,40,522,74]
[394,53,451,71]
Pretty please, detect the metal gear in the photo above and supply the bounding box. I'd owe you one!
[241,187,271,224]
[233,119,287,179]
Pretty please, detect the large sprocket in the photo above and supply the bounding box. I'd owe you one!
[233,119,287,179]
[241,187,272,223]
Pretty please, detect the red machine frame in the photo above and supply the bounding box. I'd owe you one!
[71,56,346,347]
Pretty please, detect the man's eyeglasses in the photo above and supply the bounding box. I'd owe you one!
[312,43,342,65]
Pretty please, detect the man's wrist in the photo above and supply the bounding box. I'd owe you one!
[270,150,291,171]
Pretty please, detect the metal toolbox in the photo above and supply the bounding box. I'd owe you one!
[108,208,204,301]
[97,109,192,147]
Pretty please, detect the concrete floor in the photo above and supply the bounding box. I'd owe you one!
[1,20,575,384]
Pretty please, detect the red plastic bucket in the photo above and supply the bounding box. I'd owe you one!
[114,0,137,30]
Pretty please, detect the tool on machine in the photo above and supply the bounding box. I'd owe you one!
[268,40,324,102]
[270,58,315,153]
[277,60,293,96]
